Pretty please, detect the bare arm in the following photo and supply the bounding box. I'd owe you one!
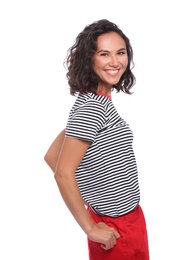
[54,136,120,249]
[44,129,65,173]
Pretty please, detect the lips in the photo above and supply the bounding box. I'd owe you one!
[105,69,120,76]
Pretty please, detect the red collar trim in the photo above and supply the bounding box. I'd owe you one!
[96,92,112,100]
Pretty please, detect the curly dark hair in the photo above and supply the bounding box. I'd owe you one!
[65,19,136,96]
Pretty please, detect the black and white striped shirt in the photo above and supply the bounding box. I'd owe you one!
[66,92,140,217]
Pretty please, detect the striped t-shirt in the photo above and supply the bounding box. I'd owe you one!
[66,92,140,217]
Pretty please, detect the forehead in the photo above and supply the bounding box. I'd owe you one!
[96,32,126,50]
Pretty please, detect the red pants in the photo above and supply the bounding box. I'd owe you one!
[87,205,149,260]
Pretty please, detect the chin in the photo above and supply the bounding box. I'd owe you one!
[110,80,120,85]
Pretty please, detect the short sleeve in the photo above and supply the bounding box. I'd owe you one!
[66,99,106,142]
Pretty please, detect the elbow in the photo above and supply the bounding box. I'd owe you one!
[44,152,50,164]
[44,153,48,163]
[44,152,56,173]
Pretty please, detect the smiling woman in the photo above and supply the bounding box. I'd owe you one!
[65,19,135,96]
[92,32,128,94]
[44,19,149,260]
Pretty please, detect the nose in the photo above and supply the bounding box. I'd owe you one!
[109,55,119,67]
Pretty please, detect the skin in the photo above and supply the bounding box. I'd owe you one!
[44,129,65,173]
[52,32,129,250]
[93,31,128,95]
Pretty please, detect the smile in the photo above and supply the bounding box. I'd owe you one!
[105,69,120,76]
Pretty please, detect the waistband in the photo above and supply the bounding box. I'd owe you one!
[87,204,140,221]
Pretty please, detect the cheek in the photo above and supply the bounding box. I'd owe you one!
[93,57,106,69]
[92,63,104,76]
[92,65,99,75]
[123,60,128,72]
[123,57,129,67]
[92,64,101,78]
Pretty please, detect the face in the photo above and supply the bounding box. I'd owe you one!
[92,32,128,94]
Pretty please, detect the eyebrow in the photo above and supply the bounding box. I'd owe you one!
[97,47,127,53]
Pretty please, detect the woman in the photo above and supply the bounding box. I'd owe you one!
[44,19,150,260]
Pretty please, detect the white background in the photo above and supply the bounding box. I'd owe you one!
[0,0,195,259]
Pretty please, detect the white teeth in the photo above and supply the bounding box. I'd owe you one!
[107,70,118,75]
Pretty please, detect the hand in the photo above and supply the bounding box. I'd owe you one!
[88,222,121,250]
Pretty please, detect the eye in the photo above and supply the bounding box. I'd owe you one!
[100,52,108,56]
[118,51,126,55]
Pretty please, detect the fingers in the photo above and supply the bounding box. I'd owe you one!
[112,228,121,239]
[98,224,120,250]
[100,231,117,250]
[88,222,121,250]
